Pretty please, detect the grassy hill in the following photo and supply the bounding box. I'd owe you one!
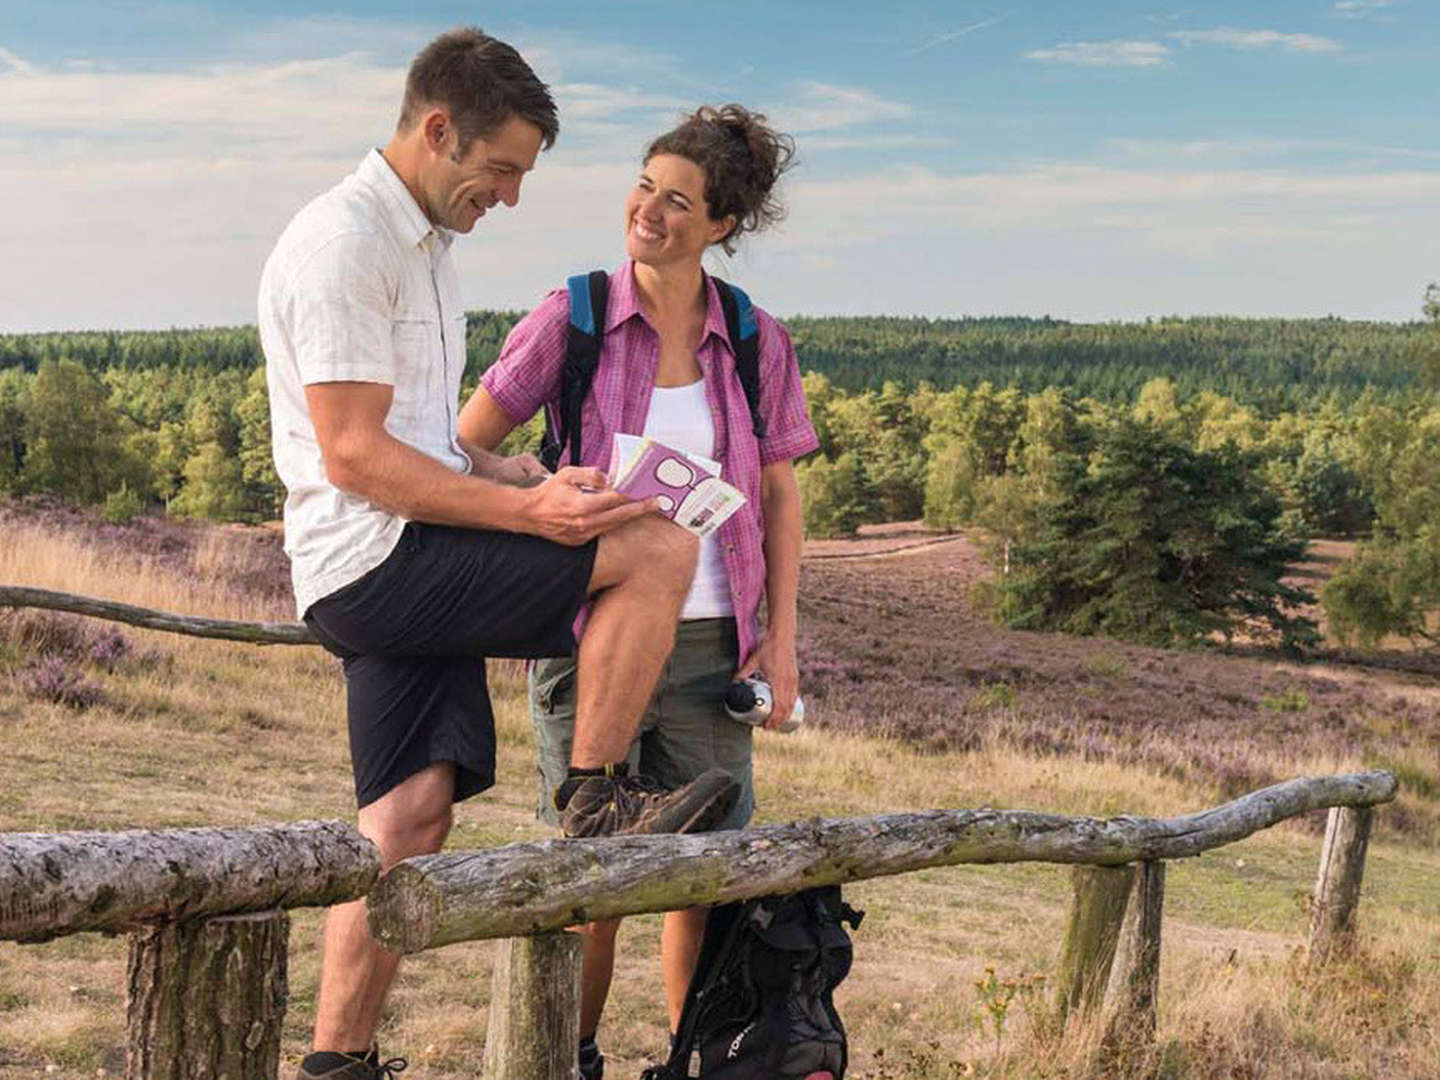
[1,504,1438,1078]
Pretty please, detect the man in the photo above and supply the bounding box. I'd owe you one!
[259,28,740,1080]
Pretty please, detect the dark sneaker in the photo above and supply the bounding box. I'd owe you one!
[295,1048,407,1080]
[558,765,740,838]
[578,1045,605,1080]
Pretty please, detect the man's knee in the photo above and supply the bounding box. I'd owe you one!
[358,765,457,868]
[364,805,452,869]
[593,516,698,595]
[629,516,698,590]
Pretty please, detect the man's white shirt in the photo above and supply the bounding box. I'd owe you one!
[259,150,473,617]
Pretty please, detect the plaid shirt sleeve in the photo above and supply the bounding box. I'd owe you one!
[480,288,569,425]
[753,307,821,466]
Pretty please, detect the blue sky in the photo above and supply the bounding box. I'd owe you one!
[1,0,1436,330]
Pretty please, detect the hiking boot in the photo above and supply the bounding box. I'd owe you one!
[557,765,740,837]
[295,1047,407,1080]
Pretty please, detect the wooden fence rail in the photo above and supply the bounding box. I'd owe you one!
[0,770,1398,1080]
[364,770,1396,952]
[0,585,317,645]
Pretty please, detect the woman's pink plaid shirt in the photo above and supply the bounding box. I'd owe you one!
[480,260,820,661]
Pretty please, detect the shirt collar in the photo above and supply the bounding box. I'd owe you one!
[609,260,736,354]
[357,149,454,251]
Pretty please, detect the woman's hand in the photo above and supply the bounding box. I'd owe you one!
[492,452,550,486]
[736,630,799,730]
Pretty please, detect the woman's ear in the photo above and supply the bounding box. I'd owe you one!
[709,214,737,246]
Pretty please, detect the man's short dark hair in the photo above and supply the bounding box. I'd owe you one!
[399,27,558,153]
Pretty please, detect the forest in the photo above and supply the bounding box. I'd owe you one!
[1,296,1436,651]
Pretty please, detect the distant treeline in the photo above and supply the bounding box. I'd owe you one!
[3,300,1435,652]
[0,312,1429,408]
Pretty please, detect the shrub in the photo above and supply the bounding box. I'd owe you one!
[102,481,145,524]
[20,657,106,710]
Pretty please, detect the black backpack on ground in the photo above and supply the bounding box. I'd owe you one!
[641,886,864,1080]
[538,270,767,472]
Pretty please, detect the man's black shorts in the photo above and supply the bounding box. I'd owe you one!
[304,522,597,809]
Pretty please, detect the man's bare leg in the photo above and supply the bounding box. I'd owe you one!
[576,919,622,1038]
[311,762,457,1052]
[662,907,709,1031]
[571,516,697,767]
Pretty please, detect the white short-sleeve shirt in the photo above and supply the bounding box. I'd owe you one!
[259,150,472,616]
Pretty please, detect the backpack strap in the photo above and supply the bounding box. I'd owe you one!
[546,270,610,469]
[712,277,767,440]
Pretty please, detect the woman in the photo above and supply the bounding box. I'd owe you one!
[458,104,815,1077]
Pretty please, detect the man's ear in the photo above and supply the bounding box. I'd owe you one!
[421,108,454,156]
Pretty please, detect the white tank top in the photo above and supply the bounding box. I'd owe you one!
[643,379,735,620]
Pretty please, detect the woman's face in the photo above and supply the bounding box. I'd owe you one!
[624,153,732,269]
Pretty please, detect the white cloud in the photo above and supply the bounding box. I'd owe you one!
[0,45,34,74]
[0,52,399,160]
[0,31,1431,330]
[737,163,1440,319]
[1331,0,1394,18]
[803,133,956,152]
[1024,40,1172,68]
[1104,135,1440,163]
[777,82,913,133]
[1167,28,1343,53]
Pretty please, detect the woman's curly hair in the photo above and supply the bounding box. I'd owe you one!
[644,104,797,254]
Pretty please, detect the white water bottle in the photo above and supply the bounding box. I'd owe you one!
[724,676,804,733]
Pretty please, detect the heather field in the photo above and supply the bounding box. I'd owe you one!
[2,501,1440,1079]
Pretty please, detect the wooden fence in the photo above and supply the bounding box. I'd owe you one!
[0,589,1401,1077]
[0,771,1397,1080]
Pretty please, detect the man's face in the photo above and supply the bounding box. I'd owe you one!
[423,113,544,233]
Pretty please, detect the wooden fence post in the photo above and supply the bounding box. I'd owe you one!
[125,909,288,1080]
[482,931,583,1080]
[1309,806,1373,962]
[1057,864,1135,1021]
[1103,860,1165,1047]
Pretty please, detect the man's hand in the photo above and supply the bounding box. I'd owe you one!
[736,631,799,730]
[520,466,655,545]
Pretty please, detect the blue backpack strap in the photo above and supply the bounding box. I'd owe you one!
[543,270,609,470]
[712,277,767,440]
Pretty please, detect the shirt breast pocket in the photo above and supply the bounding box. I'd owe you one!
[390,314,440,427]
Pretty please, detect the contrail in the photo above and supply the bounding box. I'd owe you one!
[910,16,1006,55]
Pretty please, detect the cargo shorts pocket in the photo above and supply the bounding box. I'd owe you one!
[530,655,577,716]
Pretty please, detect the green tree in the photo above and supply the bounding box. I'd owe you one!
[922,442,980,530]
[1321,404,1440,647]
[993,416,1316,649]
[1415,283,1440,382]
[171,441,252,522]
[236,366,284,520]
[797,452,873,538]
[22,360,132,504]
[0,367,30,493]
[1323,538,1439,648]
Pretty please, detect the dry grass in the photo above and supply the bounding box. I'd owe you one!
[3,508,1440,1078]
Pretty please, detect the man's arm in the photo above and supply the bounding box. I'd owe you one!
[306,381,647,545]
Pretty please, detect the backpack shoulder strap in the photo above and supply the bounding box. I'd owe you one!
[550,270,610,469]
[711,277,767,440]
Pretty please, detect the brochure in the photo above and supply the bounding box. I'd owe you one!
[610,434,746,538]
